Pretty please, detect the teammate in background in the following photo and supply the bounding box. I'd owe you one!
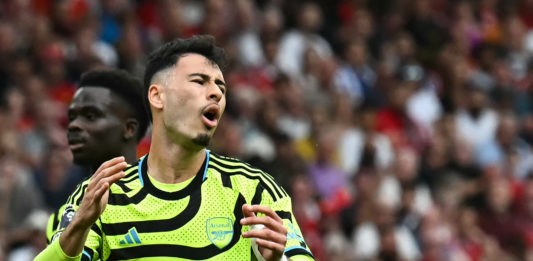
[46,69,149,242]
[36,35,314,260]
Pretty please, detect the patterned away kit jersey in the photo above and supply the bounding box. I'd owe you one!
[52,151,314,261]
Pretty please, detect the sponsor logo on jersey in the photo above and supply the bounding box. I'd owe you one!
[59,205,76,230]
[119,227,142,245]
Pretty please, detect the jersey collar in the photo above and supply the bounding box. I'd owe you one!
[136,150,210,199]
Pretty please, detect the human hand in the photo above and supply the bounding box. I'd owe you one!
[72,157,127,230]
[241,204,287,261]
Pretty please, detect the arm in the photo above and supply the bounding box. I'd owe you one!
[34,239,81,261]
[35,157,127,260]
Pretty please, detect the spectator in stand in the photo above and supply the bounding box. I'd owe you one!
[404,63,443,134]
[233,0,264,68]
[502,15,533,81]
[337,102,394,177]
[34,145,79,211]
[340,151,382,237]
[455,81,499,148]
[276,1,333,78]
[375,66,431,152]
[382,146,433,217]
[352,201,421,260]
[0,86,46,256]
[405,0,448,66]
[274,74,311,141]
[308,130,351,216]
[116,16,147,77]
[294,103,330,164]
[254,132,307,191]
[6,210,49,261]
[516,173,533,257]
[333,37,377,107]
[476,113,533,180]
[21,99,66,171]
[478,175,525,259]
[418,206,472,261]
[290,174,326,261]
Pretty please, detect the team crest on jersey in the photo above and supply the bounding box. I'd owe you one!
[206,217,234,249]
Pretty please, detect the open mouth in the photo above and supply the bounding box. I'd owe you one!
[202,105,220,129]
[203,111,216,121]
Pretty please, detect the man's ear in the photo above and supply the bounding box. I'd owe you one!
[148,84,164,110]
[124,118,139,141]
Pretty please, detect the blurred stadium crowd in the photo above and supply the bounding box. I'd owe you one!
[1,0,533,260]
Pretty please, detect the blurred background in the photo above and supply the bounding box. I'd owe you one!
[0,0,533,260]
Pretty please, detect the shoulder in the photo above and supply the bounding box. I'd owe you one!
[209,153,260,169]
[208,153,288,201]
[110,162,142,194]
[67,163,140,204]
[209,153,271,179]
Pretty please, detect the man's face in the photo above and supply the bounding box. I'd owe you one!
[158,53,226,148]
[67,87,128,168]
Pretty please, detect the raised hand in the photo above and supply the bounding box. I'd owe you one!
[241,204,288,261]
[74,156,127,228]
[59,156,127,257]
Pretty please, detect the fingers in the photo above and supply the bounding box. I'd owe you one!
[240,204,285,231]
[252,237,286,253]
[241,215,286,234]
[242,205,288,260]
[92,170,126,200]
[241,204,283,224]
[242,204,257,218]
[243,225,287,243]
[241,216,287,242]
[88,157,127,189]
[90,160,127,201]
[240,204,287,241]
[91,156,126,179]
[76,158,127,227]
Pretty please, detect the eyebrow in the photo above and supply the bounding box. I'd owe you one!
[69,104,102,113]
[189,73,226,87]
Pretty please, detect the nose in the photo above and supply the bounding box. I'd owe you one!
[67,117,83,132]
[208,83,223,102]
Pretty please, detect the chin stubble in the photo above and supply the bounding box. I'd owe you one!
[192,133,211,147]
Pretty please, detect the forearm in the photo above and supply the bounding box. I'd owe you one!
[58,220,92,257]
[35,218,91,261]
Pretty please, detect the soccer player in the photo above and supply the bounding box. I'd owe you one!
[36,35,314,260]
[46,69,149,242]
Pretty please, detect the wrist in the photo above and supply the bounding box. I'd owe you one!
[59,217,92,257]
[250,224,289,261]
[67,211,93,233]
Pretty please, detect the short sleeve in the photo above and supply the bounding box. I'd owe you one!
[260,192,315,260]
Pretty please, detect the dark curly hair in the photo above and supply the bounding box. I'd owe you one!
[143,35,227,121]
[79,69,149,141]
